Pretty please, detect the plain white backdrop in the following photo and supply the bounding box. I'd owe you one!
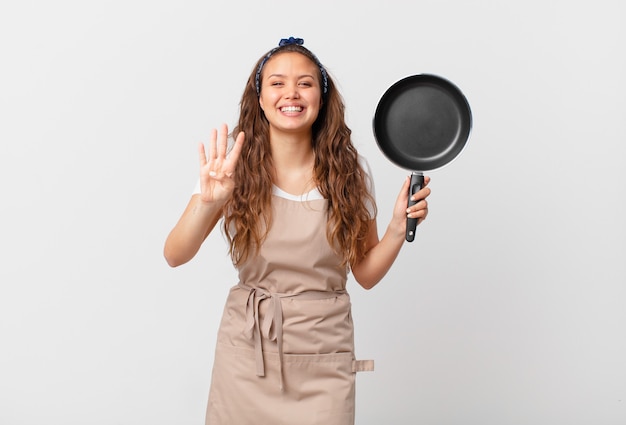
[1,0,624,424]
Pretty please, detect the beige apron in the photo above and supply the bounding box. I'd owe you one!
[205,194,373,425]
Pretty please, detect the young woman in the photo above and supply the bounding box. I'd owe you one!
[164,37,430,425]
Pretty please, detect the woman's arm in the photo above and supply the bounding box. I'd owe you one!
[163,195,224,267]
[163,124,244,267]
[351,176,430,289]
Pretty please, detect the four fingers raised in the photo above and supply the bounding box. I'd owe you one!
[198,124,245,179]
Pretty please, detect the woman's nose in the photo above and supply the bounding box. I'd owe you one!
[285,83,300,98]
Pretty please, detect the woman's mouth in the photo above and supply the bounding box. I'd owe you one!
[280,106,303,113]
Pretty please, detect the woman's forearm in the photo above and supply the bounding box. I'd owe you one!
[351,219,405,289]
[164,195,224,267]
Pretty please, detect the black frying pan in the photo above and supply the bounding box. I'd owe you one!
[373,74,472,242]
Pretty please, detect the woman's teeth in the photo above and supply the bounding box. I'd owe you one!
[281,106,302,112]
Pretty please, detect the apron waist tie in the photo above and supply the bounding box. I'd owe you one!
[239,282,347,391]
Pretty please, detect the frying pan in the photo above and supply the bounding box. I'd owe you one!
[373,74,472,242]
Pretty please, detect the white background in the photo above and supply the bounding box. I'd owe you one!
[1,0,625,424]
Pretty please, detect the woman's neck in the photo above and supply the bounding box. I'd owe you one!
[269,132,316,195]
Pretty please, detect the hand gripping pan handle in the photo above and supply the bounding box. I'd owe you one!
[406,172,424,242]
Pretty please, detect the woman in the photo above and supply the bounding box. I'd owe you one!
[164,37,431,425]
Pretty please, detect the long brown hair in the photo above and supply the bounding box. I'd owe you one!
[223,43,376,267]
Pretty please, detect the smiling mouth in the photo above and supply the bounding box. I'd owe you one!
[280,106,303,112]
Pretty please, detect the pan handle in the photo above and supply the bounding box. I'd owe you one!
[406,172,424,242]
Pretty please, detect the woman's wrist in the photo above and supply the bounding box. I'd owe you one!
[386,217,406,240]
[192,195,225,219]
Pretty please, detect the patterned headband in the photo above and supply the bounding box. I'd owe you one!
[254,37,329,97]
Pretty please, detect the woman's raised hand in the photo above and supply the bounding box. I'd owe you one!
[198,123,245,204]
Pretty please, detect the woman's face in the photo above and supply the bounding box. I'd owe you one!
[259,52,322,137]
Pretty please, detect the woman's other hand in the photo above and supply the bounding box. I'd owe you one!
[198,123,245,204]
[392,175,431,232]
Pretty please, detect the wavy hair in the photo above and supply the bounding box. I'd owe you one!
[223,43,376,267]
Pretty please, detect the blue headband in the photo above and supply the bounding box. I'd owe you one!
[254,37,329,97]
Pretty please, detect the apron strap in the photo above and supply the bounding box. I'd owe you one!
[352,359,375,373]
